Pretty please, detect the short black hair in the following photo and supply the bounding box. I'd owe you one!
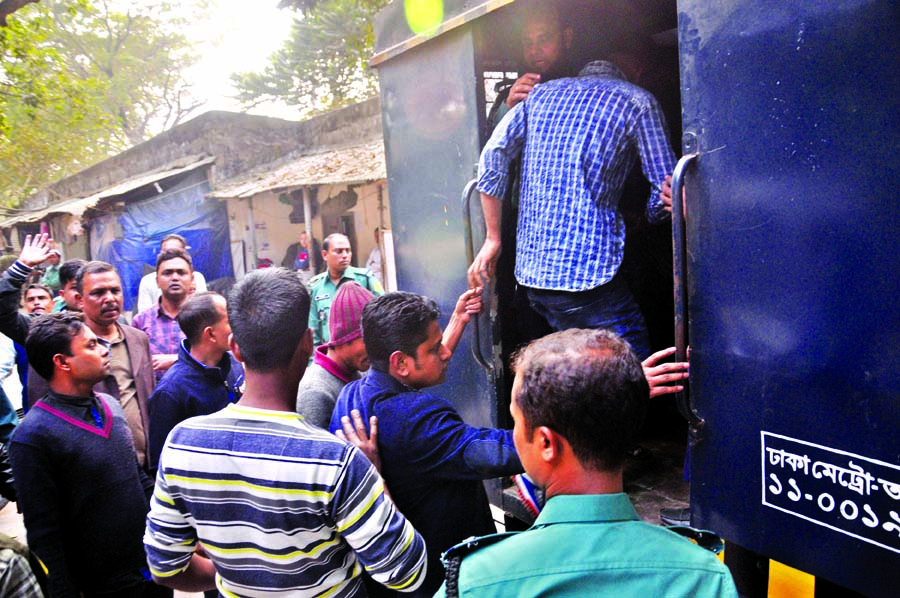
[322,233,349,252]
[227,268,310,371]
[156,248,193,272]
[75,261,116,294]
[512,329,649,472]
[59,259,86,287]
[25,312,86,381]
[23,283,52,301]
[177,292,224,345]
[362,292,439,372]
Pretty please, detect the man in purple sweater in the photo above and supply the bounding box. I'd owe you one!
[9,313,169,598]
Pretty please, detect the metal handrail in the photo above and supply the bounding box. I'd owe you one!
[461,177,492,372]
[671,153,703,428]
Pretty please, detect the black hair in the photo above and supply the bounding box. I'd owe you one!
[512,329,649,471]
[177,292,224,345]
[362,292,439,372]
[23,283,52,302]
[75,261,115,294]
[59,259,86,287]
[227,268,310,371]
[155,248,193,272]
[25,312,86,381]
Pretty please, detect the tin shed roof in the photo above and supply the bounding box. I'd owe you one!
[0,155,216,228]
[209,141,385,200]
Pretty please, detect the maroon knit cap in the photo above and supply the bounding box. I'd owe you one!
[328,282,375,347]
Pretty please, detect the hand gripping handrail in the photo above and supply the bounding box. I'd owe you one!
[461,178,492,372]
[671,153,703,429]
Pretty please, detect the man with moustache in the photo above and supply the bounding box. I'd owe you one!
[22,284,53,315]
[0,238,154,467]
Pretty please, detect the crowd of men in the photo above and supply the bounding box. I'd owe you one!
[0,1,740,596]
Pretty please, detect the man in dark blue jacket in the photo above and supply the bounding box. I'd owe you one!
[331,292,523,596]
[147,292,243,473]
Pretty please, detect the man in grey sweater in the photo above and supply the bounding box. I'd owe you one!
[297,282,373,428]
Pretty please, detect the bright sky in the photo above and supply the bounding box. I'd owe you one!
[185,1,298,120]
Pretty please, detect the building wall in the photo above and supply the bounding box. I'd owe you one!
[22,98,383,212]
[224,181,390,281]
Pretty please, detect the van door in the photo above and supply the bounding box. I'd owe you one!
[678,1,900,595]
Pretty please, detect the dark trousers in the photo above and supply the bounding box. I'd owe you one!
[525,273,651,359]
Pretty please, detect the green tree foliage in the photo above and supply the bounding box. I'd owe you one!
[0,1,201,207]
[233,0,389,117]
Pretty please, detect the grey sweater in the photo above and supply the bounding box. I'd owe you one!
[296,349,360,429]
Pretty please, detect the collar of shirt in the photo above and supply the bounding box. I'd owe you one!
[364,367,416,395]
[533,493,640,528]
[312,345,355,383]
[179,339,232,378]
[95,323,124,347]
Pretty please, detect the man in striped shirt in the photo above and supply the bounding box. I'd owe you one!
[144,268,427,597]
[469,59,677,359]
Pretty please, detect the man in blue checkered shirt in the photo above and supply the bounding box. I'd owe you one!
[469,60,676,359]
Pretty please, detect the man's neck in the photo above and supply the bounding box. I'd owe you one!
[237,370,301,412]
[159,295,186,318]
[88,319,118,341]
[328,267,346,284]
[190,343,226,369]
[49,378,96,398]
[543,467,624,500]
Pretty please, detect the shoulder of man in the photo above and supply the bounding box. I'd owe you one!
[347,267,384,294]
[308,271,328,288]
[441,531,520,596]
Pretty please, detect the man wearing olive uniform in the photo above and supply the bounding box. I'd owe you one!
[308,233,383,348]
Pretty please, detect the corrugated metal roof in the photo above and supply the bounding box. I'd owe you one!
[209,141,385,200]
[0,155,216,228]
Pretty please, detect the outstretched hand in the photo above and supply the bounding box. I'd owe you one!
[642,347,689,398]
[453,287,483,323]
[335,409,381,472]
[19,233,53,268]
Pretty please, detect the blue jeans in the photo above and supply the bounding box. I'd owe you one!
[525,274,651,359]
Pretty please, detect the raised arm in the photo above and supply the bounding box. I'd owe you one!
[442,287,483,355]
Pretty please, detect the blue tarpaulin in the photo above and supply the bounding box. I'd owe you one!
[89,171,233,311]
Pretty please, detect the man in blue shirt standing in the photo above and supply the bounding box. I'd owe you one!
[469,59,676,359]
[330,292,522,596]
[146,291,243,474]
[437,329,737,597]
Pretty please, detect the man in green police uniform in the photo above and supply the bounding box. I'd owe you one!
[308,233,383,348]
[437,328,737,598]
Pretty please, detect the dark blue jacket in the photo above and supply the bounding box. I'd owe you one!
[330,369,521,597]
[148,340,244,470]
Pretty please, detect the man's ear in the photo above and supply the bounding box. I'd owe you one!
[300,328,313,360]
[388,350,409,377]
[537,426,563,463]
[229,334,243,363]
[563,26,574,50]
[52,353,70,373]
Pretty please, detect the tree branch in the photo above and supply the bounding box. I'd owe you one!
[0,0,39,26]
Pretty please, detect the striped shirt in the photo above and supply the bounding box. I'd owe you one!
[144,404,426,597]
[478,60,676,292]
